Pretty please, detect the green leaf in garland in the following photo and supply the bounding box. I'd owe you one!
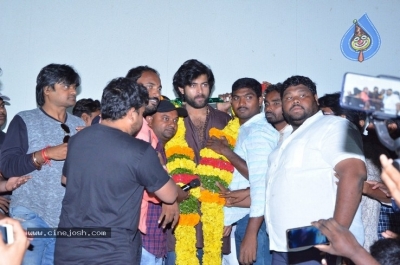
[179,195,198,214]
[168,154,191,162]
[198,175,228,193]
[170,168,193,175]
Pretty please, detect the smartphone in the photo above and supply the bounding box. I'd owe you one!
[0,224,14,244]
[341,72,400,118]
[286,225,328,250]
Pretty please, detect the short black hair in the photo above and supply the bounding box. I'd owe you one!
[172,59,215,100]
[265,82,283,96]
[318,92,365,132]
[318,92,341,113]
[72,98,101,118]
[281,75,317,98]
[370,238,400,265]
[125,66,159,83]
[231,78,262,97]
[101,77,149,120]
[36,64,80,106]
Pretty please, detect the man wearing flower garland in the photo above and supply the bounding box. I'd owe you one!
[172,59,231,263]
[207,78,279,265]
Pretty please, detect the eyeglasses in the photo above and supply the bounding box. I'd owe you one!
[61,123,70,143]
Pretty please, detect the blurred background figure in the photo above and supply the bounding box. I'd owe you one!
[72,98,101,126]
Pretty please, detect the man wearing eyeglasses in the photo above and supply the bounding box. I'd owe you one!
[0,64,85,265]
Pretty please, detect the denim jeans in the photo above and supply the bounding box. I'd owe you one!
[9,206,55,265]
[235,214,271,265]
[165,251,176,265]
[140,247,164,265]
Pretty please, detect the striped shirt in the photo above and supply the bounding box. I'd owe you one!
[224,113,279,226]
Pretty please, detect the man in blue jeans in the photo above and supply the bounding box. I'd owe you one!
[207,78,279,265]
[1,64,85,265]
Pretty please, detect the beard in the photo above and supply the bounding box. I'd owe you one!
[265,112,285,125]
[185,94,208,109]
[283,104,317,126]
[144,97,160,115]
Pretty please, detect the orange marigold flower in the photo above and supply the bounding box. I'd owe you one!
[166,146,195,160]
[178,213,201,226]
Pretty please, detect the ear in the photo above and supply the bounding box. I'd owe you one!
[81,113,90,124]
[258,96,263,107]
[146,116,153,128]
[359,119,365,129]
[43,86,52,96]
[314,94,319,105]
[178,87,185,96]
[127,108,137,121]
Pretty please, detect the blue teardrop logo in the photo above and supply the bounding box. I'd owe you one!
[340,14,381,62]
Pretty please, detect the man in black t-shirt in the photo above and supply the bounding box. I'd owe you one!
[54,78,178,265]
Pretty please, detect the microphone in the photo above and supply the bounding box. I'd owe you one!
[181,179,201,192]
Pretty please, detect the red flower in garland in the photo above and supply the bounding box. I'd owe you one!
[172,174,199,184]
[198,157,234,173]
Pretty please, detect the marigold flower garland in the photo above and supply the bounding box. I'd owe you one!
[166,118,200,265]
[196,118,239,264]
[166,110,240,265]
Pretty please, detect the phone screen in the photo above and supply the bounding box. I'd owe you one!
[0,226,8,244]
[341,72,400,117]
[286,225,329,249]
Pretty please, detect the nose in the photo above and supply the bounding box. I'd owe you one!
[238,97,246,106]
[292,97,300,104]
[195,85,203,95]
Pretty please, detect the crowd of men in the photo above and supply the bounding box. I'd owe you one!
[0,59,400,265]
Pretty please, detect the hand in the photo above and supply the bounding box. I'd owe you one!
[382,229,398,239]
[216,93,232,114]
[380,154,400,205]
[216,181,229,193]
[239,233,257,265]
[0,217,30,265]
[312,218,363,259]
[219,188,250,207]
[223,225,232,237]
[5,176,31,192]
[366,180,391,197]
[75,126,86,132]
[45,143,68,161]
[0,197,9,214]
[159,201,179,229]
[177,188,189,203]
[206,136,230,156]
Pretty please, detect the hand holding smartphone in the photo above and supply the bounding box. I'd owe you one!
[0,224,13,244]
[286,225,329,250]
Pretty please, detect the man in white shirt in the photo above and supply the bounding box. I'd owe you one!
[207,78,279,265]
[382,88,399,115]
[265,75,366,265]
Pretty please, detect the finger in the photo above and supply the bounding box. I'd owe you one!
[314,244,330,253]
[215,181,228,192]
[366,180,378,185]
[0,204,8,213]
[382,230,398,239]
[170,213,179,229]
[381,170,397,195]
[0,197,10,203]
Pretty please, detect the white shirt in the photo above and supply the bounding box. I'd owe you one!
[224,113,279,225]
[383,94,399,115]
[265,111,365,252]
